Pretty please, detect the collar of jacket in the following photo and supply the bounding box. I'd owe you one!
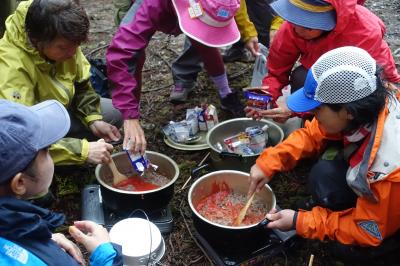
[0,197,65,240]
[346,95,400,202]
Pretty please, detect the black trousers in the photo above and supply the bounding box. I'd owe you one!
[308,157,357,211]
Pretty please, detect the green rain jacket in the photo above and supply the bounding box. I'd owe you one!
[0,1,102,165]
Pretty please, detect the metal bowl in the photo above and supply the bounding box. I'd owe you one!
[206,118,284,172]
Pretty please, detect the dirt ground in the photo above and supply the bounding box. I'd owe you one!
[52,0,400,265]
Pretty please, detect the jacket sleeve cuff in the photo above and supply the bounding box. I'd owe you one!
[255,156,274,178]
[291,211,298,230]
[81,139,90,162]
[295,210,306,235]
[84,114,103,126]
[120,109,140,120]
[270,16,284,31]
[90,242,117,265]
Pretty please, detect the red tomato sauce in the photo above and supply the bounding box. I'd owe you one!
[114,176,160,191]
[195,182,265,226]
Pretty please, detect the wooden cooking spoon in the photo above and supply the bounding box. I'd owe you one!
[233,192,256,226]
[109,158,128,185]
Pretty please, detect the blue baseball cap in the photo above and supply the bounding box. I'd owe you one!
[287,69,322,113]
[0,100,70,182]
[270,0,336,31]
[287,46,378,113]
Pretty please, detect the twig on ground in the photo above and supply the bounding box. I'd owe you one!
[308,254,314,266]
[165,46,180,57]
[178,152,210,192]
[153,52,172,69]
[85,44,109,58]
[189,256,203,264]
[168,234,175,254]
[142,83,173,93]
[229,66,253,79]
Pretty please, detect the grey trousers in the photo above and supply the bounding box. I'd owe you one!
[67,98,122,140]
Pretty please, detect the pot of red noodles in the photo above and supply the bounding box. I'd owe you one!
[95,151,179,214]
[188,170,276,250]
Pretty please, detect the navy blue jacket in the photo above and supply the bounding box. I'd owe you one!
[0,197,123,266]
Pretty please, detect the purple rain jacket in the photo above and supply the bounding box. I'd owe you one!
[107,0,185,119]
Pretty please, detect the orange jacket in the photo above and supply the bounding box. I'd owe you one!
[256,98,400,246]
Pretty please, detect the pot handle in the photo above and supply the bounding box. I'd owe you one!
[107,139,123,146]
[220,151,243,159]
[258,217,271,228]
[191,163,210,180]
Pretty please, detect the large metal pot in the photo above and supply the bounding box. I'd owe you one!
[95,151,179,214]
[188,170,276,250]
[206,118,284,172]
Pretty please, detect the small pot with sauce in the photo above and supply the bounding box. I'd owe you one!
[95,151,179,214]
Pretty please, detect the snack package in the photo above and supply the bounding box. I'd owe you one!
[162,121,191,143]
[125,151,149,173]
[186,109,199,136]
[243,87,272,110]
[197,109,207,131]
[204,104,219,130]
[223,132,250,154]
[245,125,268,154]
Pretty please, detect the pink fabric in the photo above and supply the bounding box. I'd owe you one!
[172,0,240,47]
[106,0,228,119]
[263,0,400,102]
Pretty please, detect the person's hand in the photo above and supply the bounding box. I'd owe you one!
[269,29,278,45]
[248,164,271,196]
[89,120,121,142]
[265,208,296,231]
[249,95,292,123]
[87,139,113,164]
[245,107,263,120]
[244,36,259,57]
[69,221,111,254]
[123,119,146,154]
[52,233,85,265]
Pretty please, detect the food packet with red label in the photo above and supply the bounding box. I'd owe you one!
[243,87,272,110]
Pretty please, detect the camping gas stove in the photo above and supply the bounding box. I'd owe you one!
[193,220,296,266]
[81,185,174,234]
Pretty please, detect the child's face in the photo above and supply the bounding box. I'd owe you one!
[313,105,353,134]
[21,149,54,199]
[293,25,324,40]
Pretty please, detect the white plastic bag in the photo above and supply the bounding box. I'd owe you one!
[250,43,269,87]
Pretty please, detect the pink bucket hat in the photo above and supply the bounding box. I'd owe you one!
[172,0,241,47]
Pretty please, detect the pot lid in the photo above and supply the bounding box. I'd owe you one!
[163,131,209,151]
[109,218,162,257]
